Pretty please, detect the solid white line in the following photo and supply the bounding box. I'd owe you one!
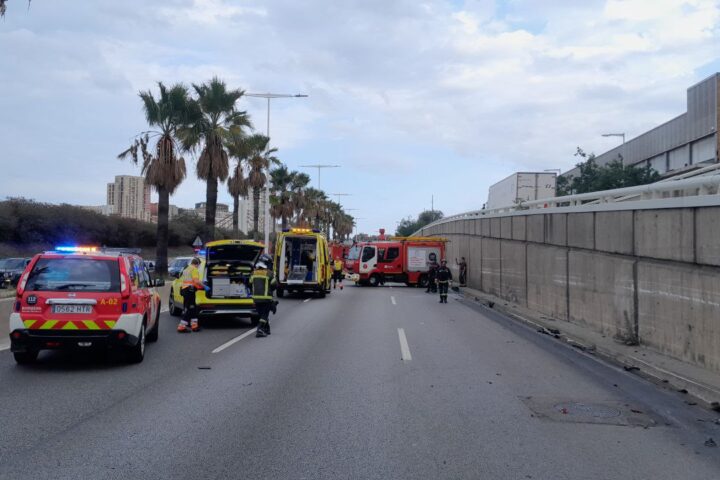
[391,296,397,305]
[212,328,258,354]
[397,328,412,361]
[160,307,169,313]
[0,297,15,303]
[303,298,311,303]
[0,344,10,352]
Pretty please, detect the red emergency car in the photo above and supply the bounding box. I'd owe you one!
[8,246,163,364]
[348,237,447,287]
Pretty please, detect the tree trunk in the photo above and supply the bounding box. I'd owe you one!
[155,186,170,277]
[252,187,260,241]
[232,195,239,238]
[281,214,288,231]
[206,170,217,241]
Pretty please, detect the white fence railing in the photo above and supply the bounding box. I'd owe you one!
[419,165,720,231]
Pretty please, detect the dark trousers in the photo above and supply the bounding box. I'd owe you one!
[256,302,271,333]
[181,287,197,323]
[459,270,467,285]
[426,276,437,292]
[438,281,449,301]
[332,271,343,287]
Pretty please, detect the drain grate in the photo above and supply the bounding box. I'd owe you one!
[553,402,622,419]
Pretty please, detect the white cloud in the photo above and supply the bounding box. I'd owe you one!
[0,0,719,231]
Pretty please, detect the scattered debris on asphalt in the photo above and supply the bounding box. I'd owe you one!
[623,366,640,372]
[198,366,211,370]
[678,388,689,394]
[704,438,717,448]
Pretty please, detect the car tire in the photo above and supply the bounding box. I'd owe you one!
[368,274,380,287]
[13,351,38,365]
[147,307,160,343]
[169,290,182,317]
[127,322,146,364]
[418,275,429,288]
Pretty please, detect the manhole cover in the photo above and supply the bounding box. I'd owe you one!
[553,402,622,419]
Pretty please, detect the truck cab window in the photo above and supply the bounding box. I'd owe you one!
[361,247,375,262]
[385,247,399,262]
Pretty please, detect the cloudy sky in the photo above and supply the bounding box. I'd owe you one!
[1,0,719,234]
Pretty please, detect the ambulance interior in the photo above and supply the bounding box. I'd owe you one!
[205,243,263,298]
[279,237,318,283]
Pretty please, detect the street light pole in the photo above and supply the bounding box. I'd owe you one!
[245,93,308,247]
[602,132,626,164]
[300,164,340,190]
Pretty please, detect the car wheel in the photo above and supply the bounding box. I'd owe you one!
[147,307,159,343]
[14,351,38,365]
[369,274,380,287]
[169,290,182,317]
[418,275,429,288]
[127,323,146,364]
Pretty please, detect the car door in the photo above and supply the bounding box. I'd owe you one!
[359,245,377,274]
[382,246,402,275]
[133,258,153,327]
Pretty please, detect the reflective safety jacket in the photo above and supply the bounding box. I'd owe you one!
[333,259,343,272]
[181,264,204,290]
[436,266,452,283]
[250,269,276,303]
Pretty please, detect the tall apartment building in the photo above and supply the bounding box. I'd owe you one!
[106,175,151,222]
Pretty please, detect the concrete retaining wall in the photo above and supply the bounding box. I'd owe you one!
[421,207,720,373]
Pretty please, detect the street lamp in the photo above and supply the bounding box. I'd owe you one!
[244,92,308,247]
[300,164,340,190]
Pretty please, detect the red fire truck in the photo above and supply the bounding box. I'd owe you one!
[346,237,447,287]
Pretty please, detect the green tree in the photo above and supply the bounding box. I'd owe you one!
[243,134,280,241]
[118,82,192,276]
[559,147,661,196]
[395,210,444,236]
[180,77,251,240]
[270,165,299,231]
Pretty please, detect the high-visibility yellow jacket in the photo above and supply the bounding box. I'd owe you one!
[181,264,204,290]
[250,269,276,302]
[333,259,343,272]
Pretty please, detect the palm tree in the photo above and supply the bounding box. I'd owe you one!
[227,159,249,238]
[1,0,30,18]
[289,172,311,226]
[300,188,328,229]
[270,165,298,231]
[243,134,280,241]
[118,82,192,276]
[180,77,250,240]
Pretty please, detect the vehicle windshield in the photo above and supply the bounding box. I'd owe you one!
[346,246,361,261]
[171,258,190,269]
[25,258,121,292]
[3,258,26,270]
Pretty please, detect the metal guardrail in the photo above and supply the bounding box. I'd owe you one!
[418,165,720,231]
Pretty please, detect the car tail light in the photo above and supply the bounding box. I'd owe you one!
[116,332,126,340]
[120,273,130,299]
[11,331,21,339]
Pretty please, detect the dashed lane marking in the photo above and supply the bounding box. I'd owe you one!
[160,307,169,313]
[397,328,412,361]
[0,344,10,352]
[212,329,258,354]
[303,298,311,303]
[391,296,397,305]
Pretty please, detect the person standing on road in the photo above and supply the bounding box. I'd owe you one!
[332,257,344,290]
[425,253,439,293]
[251,254,277,338]
[179,257,204,333]
[436,259,452,304]
[456,257,467,286]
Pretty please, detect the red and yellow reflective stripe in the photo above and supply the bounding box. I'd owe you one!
[22,319,117,330]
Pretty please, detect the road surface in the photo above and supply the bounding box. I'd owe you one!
[0,285,718,479]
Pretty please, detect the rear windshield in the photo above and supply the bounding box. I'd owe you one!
[208,245,262,264]
[3,258,26,270]
[171,258,190,269]
[25,258,121,292]
[347,245,361,260]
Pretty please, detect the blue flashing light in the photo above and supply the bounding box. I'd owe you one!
[198,249,207,256]
[55,245,98,253]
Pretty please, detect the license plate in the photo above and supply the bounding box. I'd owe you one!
[52,305,93,314]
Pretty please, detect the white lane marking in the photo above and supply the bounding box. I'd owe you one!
[391,296,397,305]
[303,298,311,303]
[397,328,412,361]
[212,328,258,354]
[160,307,169,313]
[0,344,10,352]
[0,297,16,303]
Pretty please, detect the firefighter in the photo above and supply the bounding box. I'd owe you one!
[426,258,439,293]
[251,254,277,338]
[179,257,205,333]
[332,257,344,290]
[436,259,453,304]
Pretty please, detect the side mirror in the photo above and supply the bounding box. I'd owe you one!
[154,279,166,287]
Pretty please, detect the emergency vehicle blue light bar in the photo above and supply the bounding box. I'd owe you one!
[55,245,98,253]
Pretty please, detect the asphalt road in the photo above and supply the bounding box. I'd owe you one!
[1,285,719,479]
